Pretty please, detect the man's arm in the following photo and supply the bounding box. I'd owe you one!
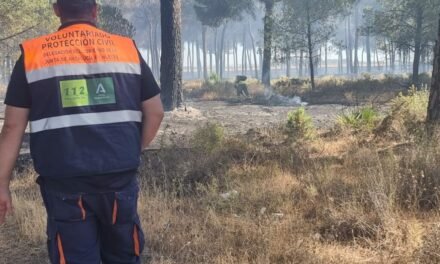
[141,95,164,149]
[0,106,29,224]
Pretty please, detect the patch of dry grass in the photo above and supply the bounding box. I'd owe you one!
[183,78,264,102]
[273,74,432,106]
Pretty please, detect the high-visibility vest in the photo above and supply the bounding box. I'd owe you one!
[21,23,143,178]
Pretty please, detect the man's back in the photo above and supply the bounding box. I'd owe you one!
[21,23,146,179]
[0,1,164,263]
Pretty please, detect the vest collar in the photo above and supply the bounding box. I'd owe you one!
[59,21,97,31]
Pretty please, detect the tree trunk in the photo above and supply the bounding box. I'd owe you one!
[306,3,315,90]
[160,0,182,111]
[299,50,304,77]
[286,50,291,77]
[226,42,230,77]
[202,26,208,80]
[234,41,238,73]
[337,47,342,74]
[210,50,213,74]
[412,5,423,85]
[187,42,192,75]
[376,49,381,69]
[354,5,359,75]
[214,28,219,76]
[427,16,440,122]
[196,38,202,79]
[153,23,160,78]
[148,24,156,74]
[346,17,353,74]
[262,0,274,89]
[325,42,328,74]
[366,29,371,72]
[219,24,227,79]
[192,41,196,75]
[242,27,247,75]
[248,23,259,80]
[247,49,253,76]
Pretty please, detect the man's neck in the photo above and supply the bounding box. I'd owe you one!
[60,17,96,25]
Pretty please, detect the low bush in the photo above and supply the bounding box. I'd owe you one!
[191,123,225,153]
[337,107,380,133]
[285,107,316,141]
[375,86,429,140]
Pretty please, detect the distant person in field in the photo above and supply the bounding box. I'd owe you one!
[0,0,164,263]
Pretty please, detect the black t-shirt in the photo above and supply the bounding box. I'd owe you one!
[5,26,161,193]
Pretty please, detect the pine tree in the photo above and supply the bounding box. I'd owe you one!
[160,0,183,111]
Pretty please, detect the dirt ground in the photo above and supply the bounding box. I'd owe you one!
[153,100,352,146]
[0,99,353,150]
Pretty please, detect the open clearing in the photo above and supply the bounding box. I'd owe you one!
[0,100,354,149]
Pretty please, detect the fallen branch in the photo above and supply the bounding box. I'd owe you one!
[0,25,36,42]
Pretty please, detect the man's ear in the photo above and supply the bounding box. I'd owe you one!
[53,4,61,18]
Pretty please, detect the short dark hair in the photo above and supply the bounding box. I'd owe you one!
[57,0,96,19]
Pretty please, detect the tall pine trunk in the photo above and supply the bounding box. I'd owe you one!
[196,39,202,79]
[202,26,208,80]
[262,0,274,89]
[160,0,182,111]
[219,24,227,79]
[306,3,315,90]
[412,5,423,85]
[248,23,259,80]
[427,16,440,122]
[354,5,359,74]
[366,29,372,72]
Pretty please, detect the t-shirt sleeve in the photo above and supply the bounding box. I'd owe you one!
[4,55,31,108]
[139,52,161,102]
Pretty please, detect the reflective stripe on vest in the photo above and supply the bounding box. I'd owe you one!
[26,62,141,84]
[29,110,142,133]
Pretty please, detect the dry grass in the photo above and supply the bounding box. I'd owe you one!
[2,91,440,263]
[183,74,432,106]
[184,78,264,102]
[273,74,432,106]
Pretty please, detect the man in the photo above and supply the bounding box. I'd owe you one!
[0,0,164,263]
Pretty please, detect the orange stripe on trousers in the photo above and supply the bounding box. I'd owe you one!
[78,196,86,221]
[112,198,118,225]
[133,225,140,256]
[57,233,66,264]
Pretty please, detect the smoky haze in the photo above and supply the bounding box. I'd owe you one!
[102,0,436,82]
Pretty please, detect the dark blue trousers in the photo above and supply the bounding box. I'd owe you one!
[39,181,145,264]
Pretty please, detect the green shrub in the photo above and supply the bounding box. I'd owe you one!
[208,73,221,85]
[338,107,380,133]
[390,86,428,122]
[191,123,225,152]
[286,107,316,141]
[375,86,429,139]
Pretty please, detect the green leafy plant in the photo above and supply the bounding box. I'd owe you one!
[338,107,380,132]
[208,73,221,85]
[286,107,316,141]
[191,123,225,152]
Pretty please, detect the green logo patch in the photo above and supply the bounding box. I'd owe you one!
[60,77,116,108]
